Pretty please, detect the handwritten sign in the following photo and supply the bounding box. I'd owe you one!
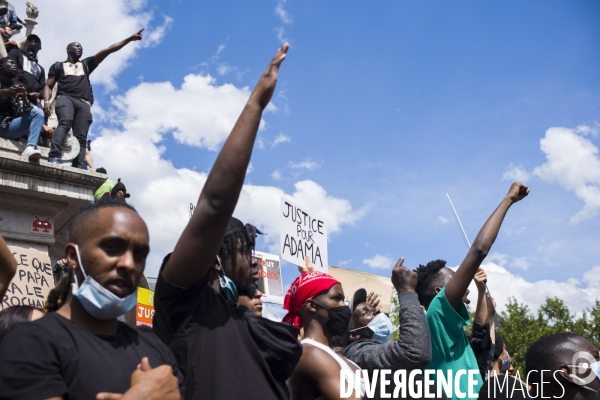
[2,244,54,310]
[136,287,155,326]
[279,197,328,272]
[253,251,283,304]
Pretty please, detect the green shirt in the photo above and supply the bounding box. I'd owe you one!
[425,287,483,399]
[94,179,116,201]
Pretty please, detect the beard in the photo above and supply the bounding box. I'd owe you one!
[236,275,258,298]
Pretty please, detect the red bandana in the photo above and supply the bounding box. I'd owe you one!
[282,271,340,328]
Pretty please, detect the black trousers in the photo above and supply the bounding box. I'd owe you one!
[48,95,93,167]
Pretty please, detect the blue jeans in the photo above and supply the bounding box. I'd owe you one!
[0,107,44,146]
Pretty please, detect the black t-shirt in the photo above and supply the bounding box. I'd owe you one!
[7,49,46,96]
[48,56,97,103]
[0,312,184,400]
[153,255,301,400]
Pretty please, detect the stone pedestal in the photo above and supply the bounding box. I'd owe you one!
[0,138,106,309]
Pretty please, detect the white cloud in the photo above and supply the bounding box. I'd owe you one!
[108,73,260,150]
[272,133,291,148]
[502,164,530,183]
[290,158,320,170]
[437,215,448,224]
[246,163,254,174]
[363,255,394,270]
[275,0,293,24]
[338,259,353,267]
[467,261,600,314]
[271,170,282,180]
[274,27,287,44]
[533,126,600,224]
[32,0,171,91]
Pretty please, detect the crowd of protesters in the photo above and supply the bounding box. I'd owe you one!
[0,36,598,400]
[0,5,142,168]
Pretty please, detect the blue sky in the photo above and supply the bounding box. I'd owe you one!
[29,0,600,315]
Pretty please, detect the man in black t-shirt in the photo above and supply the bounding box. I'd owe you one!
[153,42,302,400]
[0,199,183,399]
[8,34,45,106]
[44,29,144,168]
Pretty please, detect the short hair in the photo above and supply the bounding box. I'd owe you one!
[0,306,37,344]
[44,199,139,313]
[526,332,582,382]
[70,198,138,243]
[414,259,447,307]
[494,331,505,360]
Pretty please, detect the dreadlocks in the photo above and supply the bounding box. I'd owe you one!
[414,259,447,308]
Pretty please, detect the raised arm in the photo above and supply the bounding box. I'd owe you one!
[162,43,289,287]
[473,268,488,324]
[445,182,529,309]
[0,233,17,301]
[93,29,144,66]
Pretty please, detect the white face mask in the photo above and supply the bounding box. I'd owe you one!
[71,244,137,320]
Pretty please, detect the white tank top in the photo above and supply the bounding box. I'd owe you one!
[301,338,366,398]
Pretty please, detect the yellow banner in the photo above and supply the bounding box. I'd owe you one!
[137,287,154,307]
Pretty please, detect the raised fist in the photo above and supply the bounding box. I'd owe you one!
[391,257,418,294]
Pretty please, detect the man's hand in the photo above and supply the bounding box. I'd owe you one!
[2,85,26,98]
[128,29,144,42]
[27,92,39,103]
[506,182,530,204]
[366,291,381,308]
[43,102,53,118]
[248,42,289,110]
[391,257,418,294]
[96,358,180,400]
[474,267,487,292]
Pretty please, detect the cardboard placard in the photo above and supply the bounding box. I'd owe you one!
[136,287,154,326]
[279,197,328,272]
[2,244,53,310]
[253,251,283,304]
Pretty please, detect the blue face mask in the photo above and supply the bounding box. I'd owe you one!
[367,313,394,344]
[216,256,239,303]
[500,351,511,373]
[71,245,138,320]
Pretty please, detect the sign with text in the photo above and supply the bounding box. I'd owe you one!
[136,287,155,326]
[2,245,54,310]
[253,251,283,305]
[279,198,328,272]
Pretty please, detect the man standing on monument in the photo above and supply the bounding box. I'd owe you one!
[44,29,144,168]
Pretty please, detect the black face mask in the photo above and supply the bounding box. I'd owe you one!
[313,301,352,336]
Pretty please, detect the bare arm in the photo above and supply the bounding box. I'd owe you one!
[473,268,488,324]
[0,234,17,301]
[93,29,143,66]
[162,43,289,287]
[43,75,56,118]
[445,182,529,310]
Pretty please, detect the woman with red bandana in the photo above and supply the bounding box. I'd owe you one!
[284,271,365,400]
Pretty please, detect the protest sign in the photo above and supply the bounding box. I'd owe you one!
[2,244,53,310]
[136,287,155,326]
[279,198,328,272]
[253,251,283,304]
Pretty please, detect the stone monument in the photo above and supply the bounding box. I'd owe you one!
[0,139,106,310]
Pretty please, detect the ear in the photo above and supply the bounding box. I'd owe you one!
[556,366,580,385]
[348,332,361,342]
[434,287,442,295]
[305,299,318,313]
[64,243,78,270]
